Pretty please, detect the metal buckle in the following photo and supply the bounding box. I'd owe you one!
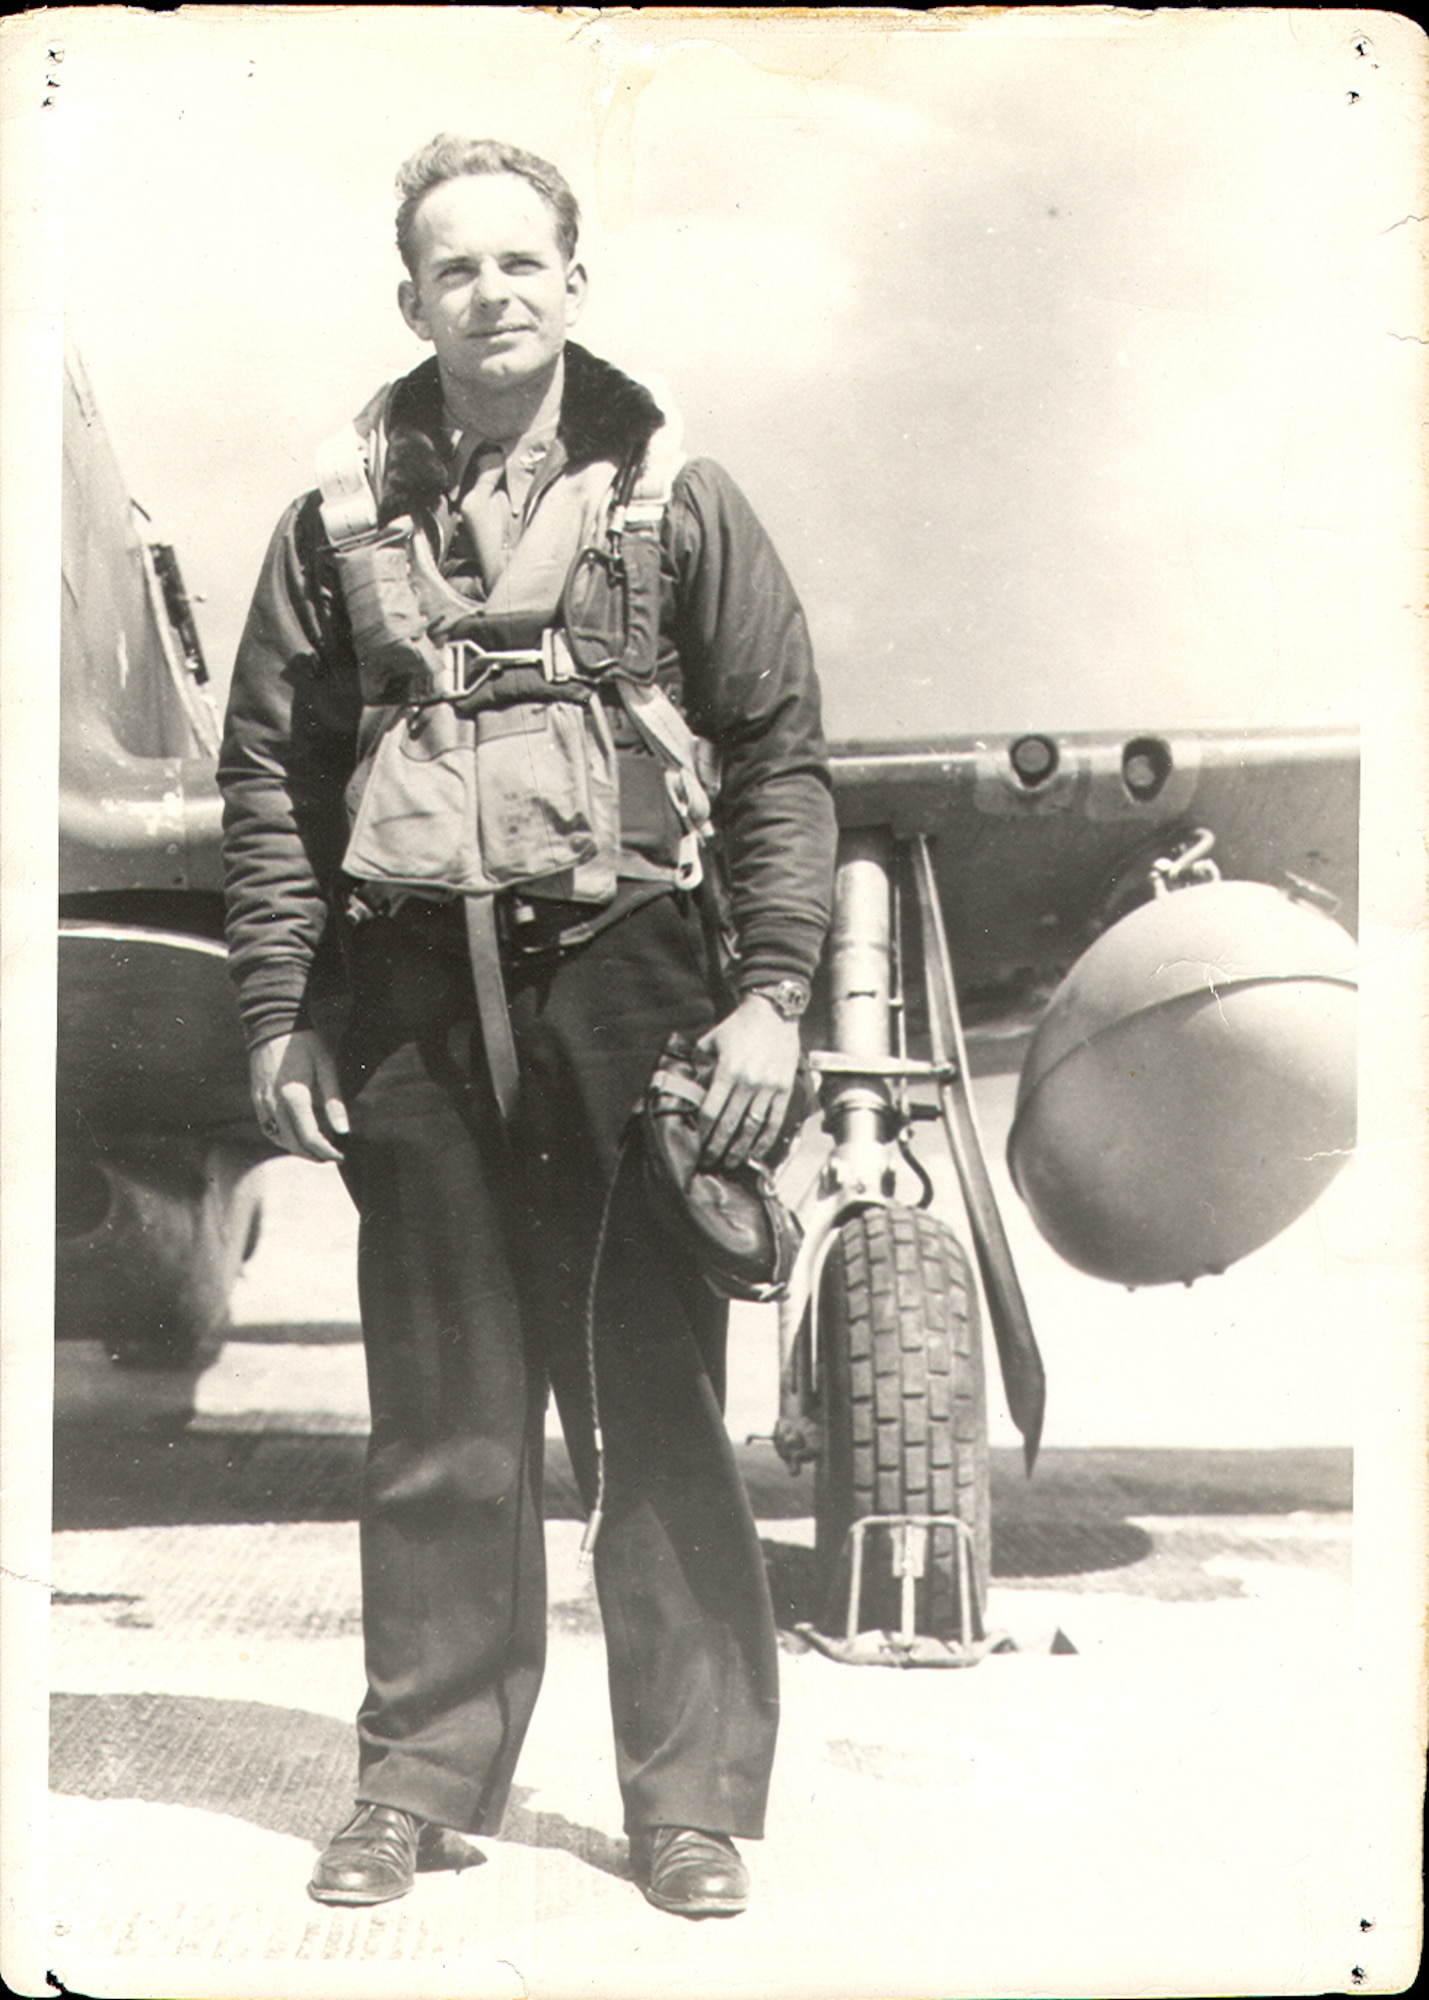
[402,639,546,707]
[446,639,543,691]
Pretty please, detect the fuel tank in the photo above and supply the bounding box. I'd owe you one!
[1006,881,1357,1286]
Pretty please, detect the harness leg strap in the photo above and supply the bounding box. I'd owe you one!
[463,895,521,1125]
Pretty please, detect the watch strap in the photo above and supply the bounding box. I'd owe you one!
[746,978,810,1022]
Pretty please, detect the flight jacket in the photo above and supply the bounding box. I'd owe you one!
[219,344,837,1051]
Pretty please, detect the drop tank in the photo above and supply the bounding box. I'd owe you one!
[1007,878,1357,1287]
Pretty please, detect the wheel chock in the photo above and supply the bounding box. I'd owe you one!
[794,1512,1014,1669]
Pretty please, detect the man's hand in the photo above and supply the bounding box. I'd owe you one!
[250,1029,350,1164]
[695,993,801,1170]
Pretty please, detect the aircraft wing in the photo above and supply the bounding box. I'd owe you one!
[827,725,1357,1072]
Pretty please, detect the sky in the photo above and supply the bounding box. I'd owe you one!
[30,7,1429,740]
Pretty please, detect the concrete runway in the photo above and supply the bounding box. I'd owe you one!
[40,1083,1409,1999]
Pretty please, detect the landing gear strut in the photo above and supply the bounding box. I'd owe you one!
[777,829,1045,1662]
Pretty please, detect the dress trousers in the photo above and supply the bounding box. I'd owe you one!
[333,887,781,1840]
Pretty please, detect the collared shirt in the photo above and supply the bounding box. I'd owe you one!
[444,362,564,591]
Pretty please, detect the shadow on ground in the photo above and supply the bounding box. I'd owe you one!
[760,1513,1162,1628]
[55,1414,1350,1595]
[49,1690,628,1878]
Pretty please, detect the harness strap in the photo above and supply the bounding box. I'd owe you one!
[612,678,713,889]
[462,895,521,1124]
[315,425,380,548]
[603,408,717,888]
[610,395,685,532]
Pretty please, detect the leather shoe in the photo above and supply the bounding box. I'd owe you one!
[630,1826,749,1919]
[308,1803,423,1906]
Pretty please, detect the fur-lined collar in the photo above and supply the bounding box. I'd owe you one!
[366,343,665,522]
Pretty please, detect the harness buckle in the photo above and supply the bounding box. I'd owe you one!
[440,638,544,697]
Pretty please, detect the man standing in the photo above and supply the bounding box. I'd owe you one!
[219,136,835,1920]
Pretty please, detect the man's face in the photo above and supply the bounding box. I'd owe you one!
[398,173,586,401]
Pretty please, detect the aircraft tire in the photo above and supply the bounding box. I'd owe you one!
[57,1141,263,1371]
[814,1204,989,1642]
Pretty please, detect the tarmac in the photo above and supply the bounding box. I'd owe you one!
[29,1078,1420,1999]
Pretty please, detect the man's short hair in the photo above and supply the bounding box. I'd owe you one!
[395,136,581,272]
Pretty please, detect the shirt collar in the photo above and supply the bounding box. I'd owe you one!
[444,358,565,500]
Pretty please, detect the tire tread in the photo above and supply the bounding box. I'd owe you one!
[814,1206,990,1639]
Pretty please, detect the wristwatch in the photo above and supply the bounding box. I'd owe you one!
[746,979,810,1023]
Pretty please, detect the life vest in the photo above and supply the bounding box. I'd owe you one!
[316,395,717,906]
